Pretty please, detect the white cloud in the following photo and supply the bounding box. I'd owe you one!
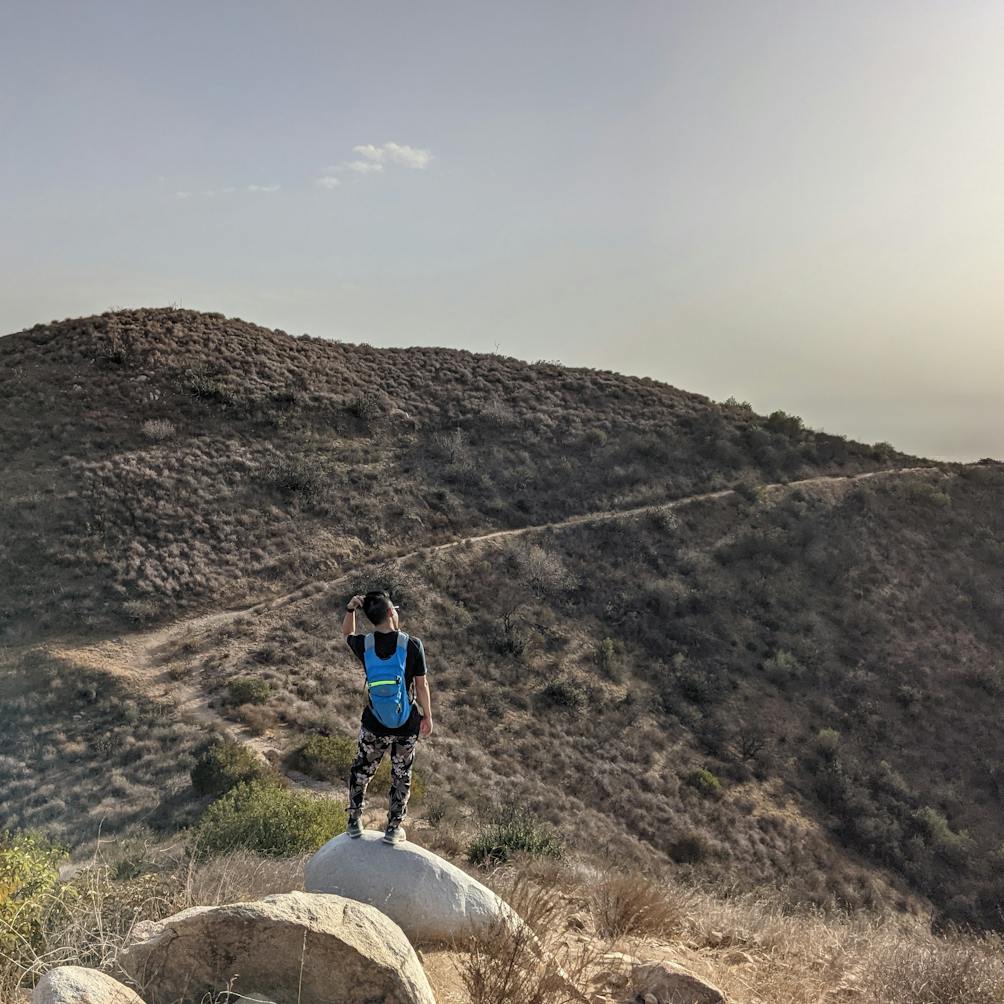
[352,142,433,169]
[246,184,280,193]
[175,191,191,199]
[347,160,384,174]
[352,144,384,163]
[315,175,342,189]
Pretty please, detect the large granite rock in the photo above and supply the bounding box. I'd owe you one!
[118,890,435,1004]
[33,967,144,1004]
[304,830,517,944]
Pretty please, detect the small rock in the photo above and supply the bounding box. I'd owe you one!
[602,951,641,967]
[33,967,143,1004]
[632,960,728,1004]
[643,994,659,1004]
[706,929,727,947]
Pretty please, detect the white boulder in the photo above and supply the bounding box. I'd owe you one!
[304,830,517,944]
[33,967,144,1004]
[118,890,435,1004]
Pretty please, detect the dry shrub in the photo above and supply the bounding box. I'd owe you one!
[590,871,690,940]
[181,848,306,905]
[455,869,600,1004]
[856,930,1004,1004]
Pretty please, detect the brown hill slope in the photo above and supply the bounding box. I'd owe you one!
[2,307,1002,934]
[1,306,923,642]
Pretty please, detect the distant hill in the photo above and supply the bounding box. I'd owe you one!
[2,307,1002,932]
[0,307,925,639]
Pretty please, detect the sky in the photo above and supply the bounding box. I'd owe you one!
[2,1,1002,463]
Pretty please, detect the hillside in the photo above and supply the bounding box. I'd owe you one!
[2,307,1003,934]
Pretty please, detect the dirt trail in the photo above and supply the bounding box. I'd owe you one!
[48,464,947,766]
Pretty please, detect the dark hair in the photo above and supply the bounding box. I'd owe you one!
[361,591,392,625]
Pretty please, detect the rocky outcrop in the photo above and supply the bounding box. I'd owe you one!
[304,830,518,944]
[33,967,144,1004]
[118,890,435,1004]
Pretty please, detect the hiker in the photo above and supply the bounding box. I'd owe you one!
[341,590,434,845]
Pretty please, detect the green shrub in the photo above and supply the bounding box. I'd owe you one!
[815,728,841,759]
[596,637,621,679]
[190,740,277,797]
[292,734,356,782]
[538,678,586,712]
[686,767,722,796]
[193,782,345,859]
[766,410,804,438]
[913,806,973,863]
[763,648,804,684]
[467,806,563,867]
[227,676,271,705]
[0,830,70,956]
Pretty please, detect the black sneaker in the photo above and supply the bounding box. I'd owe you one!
[347,816,362,839]
[382,824,406,845]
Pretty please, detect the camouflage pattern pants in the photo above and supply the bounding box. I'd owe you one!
[347,727,419,827]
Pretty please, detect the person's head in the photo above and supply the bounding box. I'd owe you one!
[362,590,396,627]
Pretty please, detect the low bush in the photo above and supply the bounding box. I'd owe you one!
[538,678,586,712]
[0,830,70,957]
[190,740,279,797]
[666,831,711,864]
[291,733,356,782]
[193,782,345,859]
[596,637,621,679]
[590,871,689,939]
[686,767,723,796]
[227,676,271,705]
[468,806,563,867]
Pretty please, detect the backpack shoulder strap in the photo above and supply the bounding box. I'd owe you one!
[396,631,410,651]
[364,633,375,652]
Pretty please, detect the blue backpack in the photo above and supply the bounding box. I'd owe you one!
[363,632,412,729]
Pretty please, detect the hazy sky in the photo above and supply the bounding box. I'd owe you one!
[2,2,1002,462]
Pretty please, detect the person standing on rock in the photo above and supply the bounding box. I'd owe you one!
[342,590,434,845]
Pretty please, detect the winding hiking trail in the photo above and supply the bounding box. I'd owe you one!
[47,464,947,775]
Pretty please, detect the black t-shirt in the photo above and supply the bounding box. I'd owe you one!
[346,630,428,737]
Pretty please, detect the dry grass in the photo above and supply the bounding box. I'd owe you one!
[589,872,691,941]
[2,306,1002,934]
[455,869,601,1004]
[0,844,305,1001]
[4,836,1004,1004]
[489,859,1004,1004]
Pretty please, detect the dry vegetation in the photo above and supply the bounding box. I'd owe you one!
[111,462,1003,931]
[3,837,1002,1004]
[1,307,1003,980]
[0,307,916,641]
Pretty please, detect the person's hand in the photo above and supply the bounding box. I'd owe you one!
[347,594,365,611]
[419,716,434,738]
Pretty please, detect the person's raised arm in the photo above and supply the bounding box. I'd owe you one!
[342,594,365,637]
